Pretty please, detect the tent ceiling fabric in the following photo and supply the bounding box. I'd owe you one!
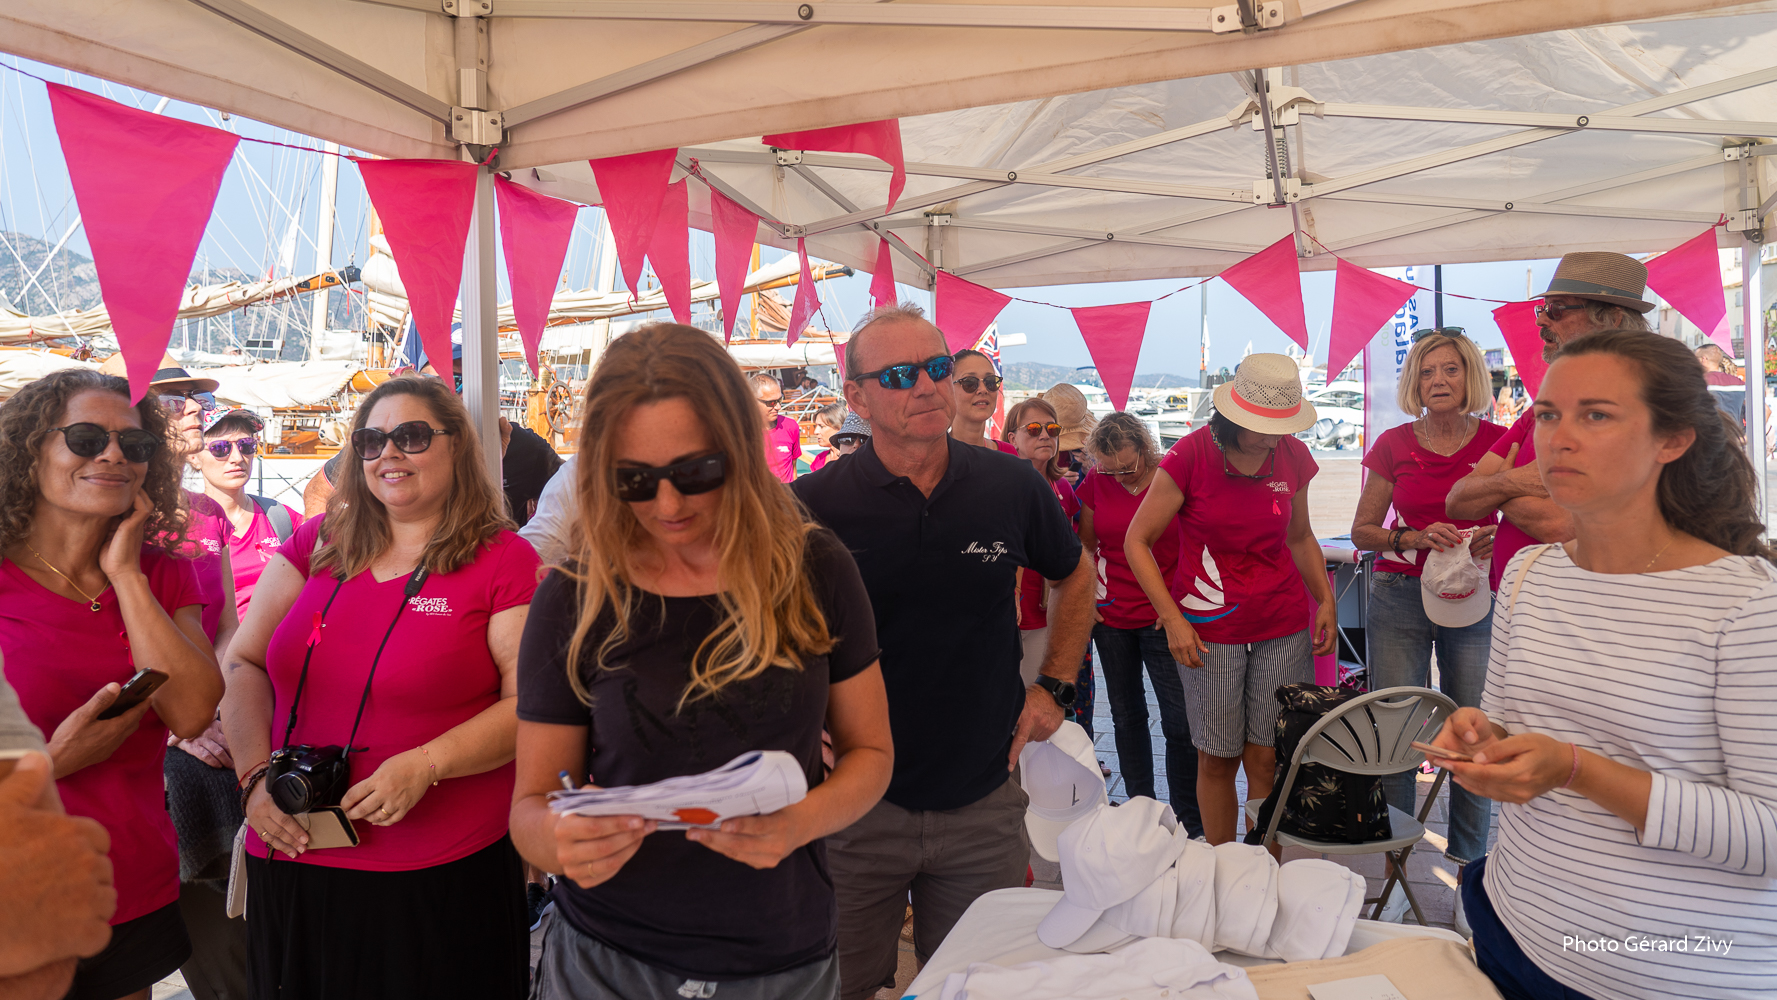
[511,5,1777,286]
[0,0,1763,173]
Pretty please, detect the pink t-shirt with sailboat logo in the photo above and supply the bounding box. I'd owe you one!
[1158,427,1318,646]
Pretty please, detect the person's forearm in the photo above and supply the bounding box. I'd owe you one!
[402,698,518,781]
[221,664,277,781]
[784,743,892,846]
[1350,522,1398,553]
[1124,539,1181,627]
[1498,497,1576,544]
[1570,749,1651,832]
[1038,559,1095,682]
[1445,470,1526,521]
[510,794,564,874]
[116,579,221,738]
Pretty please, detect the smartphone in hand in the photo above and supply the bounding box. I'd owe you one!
[96,669,169,720]
[1410,739,1474,762]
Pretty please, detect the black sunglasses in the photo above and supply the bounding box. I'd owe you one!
[614,454,728,502]
[830,434,866,448]
[1411,326,1466,343]
[852,354,954,390]
[954,375,1003,394]
[157,391,219,414]
[51,424,161,464]
[350,420,451,461]
[204,436,258,460]
[1534,302,1587,321]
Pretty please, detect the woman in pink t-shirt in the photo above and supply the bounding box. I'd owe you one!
[1077,412,1201,837]
[222,377,538,999]
[0,368,224,1000]
[806,402,846,472]
[1125,354,1336,846]
[949,349,1019,455]
[1350,331,1504,914]
[186,408,304,619]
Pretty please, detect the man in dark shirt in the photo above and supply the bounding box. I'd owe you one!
[793,305,1094,1000]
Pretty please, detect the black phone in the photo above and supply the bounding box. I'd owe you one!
[96,669,169,720]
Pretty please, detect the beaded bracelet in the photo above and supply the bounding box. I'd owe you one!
[238,767,269,812]
[419,745,438,786]
[1561,742,1582,789]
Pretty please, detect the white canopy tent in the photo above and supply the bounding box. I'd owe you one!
[3,0,1772,487]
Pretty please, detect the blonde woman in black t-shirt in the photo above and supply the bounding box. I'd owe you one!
[510,323,892,1000]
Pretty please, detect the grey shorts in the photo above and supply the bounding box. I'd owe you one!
[1179,629,1313,758]
[532,914,838,1000]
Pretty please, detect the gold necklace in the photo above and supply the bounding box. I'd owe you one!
[1644,537,1675,573]
[23,542,107,612]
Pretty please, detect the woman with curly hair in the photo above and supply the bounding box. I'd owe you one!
[0,368,223,1000]
[222,376,540,999]
[510,323,891,1000]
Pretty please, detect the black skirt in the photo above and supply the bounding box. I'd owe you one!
[244,835,528,1000]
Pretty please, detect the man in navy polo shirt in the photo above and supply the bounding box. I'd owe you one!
[794,304,1094,1000]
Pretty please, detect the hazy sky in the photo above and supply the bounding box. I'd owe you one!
[0,56,1568,375]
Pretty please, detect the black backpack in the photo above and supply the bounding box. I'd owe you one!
[1243,683,1392,847]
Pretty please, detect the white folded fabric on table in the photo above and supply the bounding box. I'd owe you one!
[546,750,806,830]
[934,937,1259,1000]
[901,888,1466,1000]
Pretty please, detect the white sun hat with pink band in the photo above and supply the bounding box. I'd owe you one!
[1212,353,1318,435]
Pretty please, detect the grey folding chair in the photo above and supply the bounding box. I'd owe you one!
[1243,686,1459,926]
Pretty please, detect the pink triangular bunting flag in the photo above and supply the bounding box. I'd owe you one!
[870,238,898,309]
[1072,302,1151,412]
[1328,259,1418,388]
[494,176,578,377]
[589,148,677,299]
[787,239,820,347]
[762,120,905,213]
[651,180,692,324]
[47,84,240,402]
[709,186,759,342]
[1493,300,1550,397]
[355,158,479,377]
[1645,225,1730,352]
[1219,235,1309,349]
[832,340,848,382]
[935,272,1012,355]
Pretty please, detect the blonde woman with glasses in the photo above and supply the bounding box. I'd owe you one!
[511,323,892,1000]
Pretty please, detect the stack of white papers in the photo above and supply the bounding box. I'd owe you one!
[548,750,808,830]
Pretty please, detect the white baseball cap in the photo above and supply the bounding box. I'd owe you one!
[1421,528,1493,628]
[1018,720,1107,863]
[1210,842,1280,957]
[1168,838,1219,949]
[1265,859,1367,961]
[1037,797,1186,949]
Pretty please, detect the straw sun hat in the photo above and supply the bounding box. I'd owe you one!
[1536,251,1655,313]
[1212,354,1317,436]
[1041,383,1100,452]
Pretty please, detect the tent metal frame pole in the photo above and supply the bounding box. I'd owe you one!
[498,0,1218,32]
[462,166,504,492]
[1321,102,1777,138]
[182,0,452,122]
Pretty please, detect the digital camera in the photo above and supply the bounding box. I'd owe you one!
[267,744,350,815]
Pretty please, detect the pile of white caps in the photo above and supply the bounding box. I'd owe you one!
[1035,797,1365,962]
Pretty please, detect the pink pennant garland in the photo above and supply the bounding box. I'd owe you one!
[935,272,1013,356]
[355,158,479,377]
[651,180,692,324]
[46,84,239,402]
[1493,300,1550,397]
[832,340,848,382]
[494,176,578,377]
[1072,302,1151,412]
[786,239,820,347]
[1645,225,1731,353]
[709,186,760,342]
[762,120,906,213]
[589,148,677,299]
[1218,234,1309,350]
[1327,259,1418,388]
[871,238,898,309]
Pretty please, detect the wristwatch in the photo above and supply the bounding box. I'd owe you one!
[1035,675,1077,709]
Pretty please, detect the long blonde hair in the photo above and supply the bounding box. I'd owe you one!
[565,324,834,708]
[312,376,512,578]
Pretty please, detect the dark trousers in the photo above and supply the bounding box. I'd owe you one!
[1464,855,1600,1000]
[1092,622,1203,838]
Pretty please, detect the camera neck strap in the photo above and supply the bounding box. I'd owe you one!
[279,565,430,755]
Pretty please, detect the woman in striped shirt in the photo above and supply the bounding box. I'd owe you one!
[1428,329,1777,1000]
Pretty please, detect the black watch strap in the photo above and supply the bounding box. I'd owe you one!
[1035,674,1077,708]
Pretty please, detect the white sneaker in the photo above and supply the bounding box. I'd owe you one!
[1374,888,1411,923]
[1454,891,1472,939]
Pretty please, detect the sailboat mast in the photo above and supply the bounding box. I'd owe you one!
[307,141,340,359]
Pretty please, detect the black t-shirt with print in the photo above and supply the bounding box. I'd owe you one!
[792,436,1083,812]
[516,528,878,980]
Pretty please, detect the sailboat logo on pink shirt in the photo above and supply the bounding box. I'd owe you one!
[1178,548,1237,624]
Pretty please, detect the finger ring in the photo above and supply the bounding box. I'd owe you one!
[378,806,389,816]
